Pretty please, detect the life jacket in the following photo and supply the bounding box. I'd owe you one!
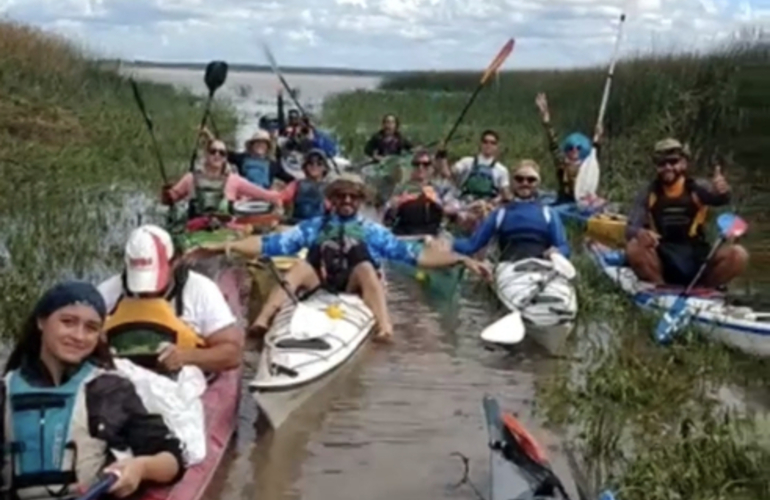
[103,266,203,364]
[190,172,229,218]
[292,179,326,221]
[312,217,371,291]
[494,202,554,262]
[240,156,272,189]
[646,177,706,244]
[461,157,499,200]
[388,182,444,236]
[3,363,108,500]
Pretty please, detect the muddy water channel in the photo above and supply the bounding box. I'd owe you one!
[127,67,770,499]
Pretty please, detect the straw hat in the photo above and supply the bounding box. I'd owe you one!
[245,129,271,148]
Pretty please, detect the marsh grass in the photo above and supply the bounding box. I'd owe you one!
[0,21,236,338]
[324,42,770,496]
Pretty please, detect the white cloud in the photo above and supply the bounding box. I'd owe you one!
[1,0,766,70]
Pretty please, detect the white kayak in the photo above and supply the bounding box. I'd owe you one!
[489,258,578,354]
[249,289,375,429]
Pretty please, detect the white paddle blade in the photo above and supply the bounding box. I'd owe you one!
[289,304,333,339]
[573,148,600,203]
[480,312,525,346]
[550,253,577,280]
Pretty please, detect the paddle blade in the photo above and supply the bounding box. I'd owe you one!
[480,38,515,84]
[129,79,149,119]
[480,312,525,346]
[550,253,577,280]
[574,148,600,204]
[654,295,688,344]
[501,412,549,466]
[716,212,748,239]
[204,61,228,93]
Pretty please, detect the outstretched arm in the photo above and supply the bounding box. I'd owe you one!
[451,209,499,256]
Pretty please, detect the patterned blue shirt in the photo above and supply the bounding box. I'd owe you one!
[261,214,421,267]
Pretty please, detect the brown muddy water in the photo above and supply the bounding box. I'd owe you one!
[127,66,770,500]
[124,66,582,500]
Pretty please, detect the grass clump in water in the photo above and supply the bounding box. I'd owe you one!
[0,21,236,339]
[324,40,770,497]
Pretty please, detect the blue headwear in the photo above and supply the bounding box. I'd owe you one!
[560,133,592,162]
[33,281,107,322]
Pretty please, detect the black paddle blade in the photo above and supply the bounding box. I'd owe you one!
[204,61,229,93]
[129,78,153,129]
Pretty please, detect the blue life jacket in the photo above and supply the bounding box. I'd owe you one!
[6,362,102,497]
[241,156,272,189]
[293,179,326,221]
[494,201,553,261]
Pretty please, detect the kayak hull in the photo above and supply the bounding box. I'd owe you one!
[249,289,375,428]
[388,234,464,300]
[139,261,243,500]
[493,259,578,354]
[588,240,770,356]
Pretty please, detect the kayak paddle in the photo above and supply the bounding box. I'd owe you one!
[76,472,119,500]
[443,39,515,145]
[188,60,229,172]
[654,212,748,344]
[573,12,626,205]
[261,42,341,175]
[480,253,576,346]
[129,79,169,185]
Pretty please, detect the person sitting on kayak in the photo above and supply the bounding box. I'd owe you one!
[2,281,184,498]
[364,113,413,161]
[162,139,282,220]
[197,173,487,341]
[200,127,295,190]
[452,160,570,261]
[383,149,458,236]
[535,92,602,204]
[97,225,243,373]
[278,148,331,223]
[625,138,748,287]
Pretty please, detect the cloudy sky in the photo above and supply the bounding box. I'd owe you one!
[1,0,767,70]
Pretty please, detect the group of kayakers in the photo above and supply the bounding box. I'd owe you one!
[0,93,750,500]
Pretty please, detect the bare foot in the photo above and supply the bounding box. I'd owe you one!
[248,322,270,352]
[373,328,393,344]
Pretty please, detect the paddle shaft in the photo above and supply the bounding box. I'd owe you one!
[262,43,341,174]
[129,79,169,184]
[595,13,626,130]
[443,84,484,145]
[77,473,118,500]
[259,257,300,305]
[681,236,724,296]
[188,90,217,172]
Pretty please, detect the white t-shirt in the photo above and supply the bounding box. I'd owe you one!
[452,155,510,191]
[98,271,236,338]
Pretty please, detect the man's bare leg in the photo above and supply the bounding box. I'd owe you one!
[347,262,392,342]
[703,244,749,287]
[626,238,664,284]
[252,261,320,333]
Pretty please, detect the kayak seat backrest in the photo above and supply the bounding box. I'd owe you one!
[601,249,627,267]
[274,337,332,350]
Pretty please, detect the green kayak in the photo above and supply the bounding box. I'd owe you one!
[387,234,465,301]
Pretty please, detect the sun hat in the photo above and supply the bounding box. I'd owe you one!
[245,129,271,148]
[324,173,366,197]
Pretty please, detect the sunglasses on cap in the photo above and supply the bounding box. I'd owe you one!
[514,175,538,184]
[208,148,227,157]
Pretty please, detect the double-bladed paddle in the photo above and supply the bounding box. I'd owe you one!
[654,212,748,343]
[480,253,576,346]
[188,61,229,172]
[129,78,169,184]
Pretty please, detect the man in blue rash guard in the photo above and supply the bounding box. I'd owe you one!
[452,160,570,261]
[196,173,487,342]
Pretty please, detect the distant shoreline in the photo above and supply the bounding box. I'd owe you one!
[114,60,396,77]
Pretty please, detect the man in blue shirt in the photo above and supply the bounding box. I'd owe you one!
[198,173,485,342]
[452,160,571,261]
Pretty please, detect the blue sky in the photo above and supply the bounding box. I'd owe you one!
[1,0,767,70]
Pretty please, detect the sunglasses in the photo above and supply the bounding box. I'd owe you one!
[656,157,681,168]
[514,175,538,184]
[332,192,363,201]
[566,145,581,151]
[208,148,227,157]
[412,161,432,168]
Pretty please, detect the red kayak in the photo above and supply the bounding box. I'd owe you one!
[139,264,245,500]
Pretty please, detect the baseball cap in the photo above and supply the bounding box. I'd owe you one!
[124,225,174,294]
[653,138,690,160]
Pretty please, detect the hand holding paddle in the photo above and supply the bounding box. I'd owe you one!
[480,253,576,346]
[654,212,748,344]
[76,473,119,500]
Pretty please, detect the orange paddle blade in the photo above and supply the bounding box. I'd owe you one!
[480,39,515,84]
[501,413,549,466]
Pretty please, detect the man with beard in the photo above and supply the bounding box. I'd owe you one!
[196,174,487,341]
[625,138,749,287]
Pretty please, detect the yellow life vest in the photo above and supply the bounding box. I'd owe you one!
[104,296,203,357]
